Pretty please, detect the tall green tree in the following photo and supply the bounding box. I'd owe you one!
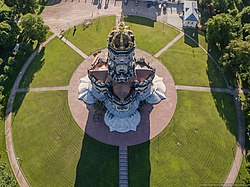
[0,10,19,51]
[4,0,37,14]
[242,23,250,41]
[0,21,18,50]
[206,13,241,50]
[222,39,250,84]
[240,6,250,25]
[19,13,49,43]
[212,0,235,13]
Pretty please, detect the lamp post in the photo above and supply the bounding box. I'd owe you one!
[16,157,22,176]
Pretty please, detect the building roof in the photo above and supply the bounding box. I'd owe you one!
[184,1,199,22]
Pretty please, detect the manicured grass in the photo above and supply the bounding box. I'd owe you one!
[125,16,180,54]
[129,91,237,186]
[20,37,84,88]
[158,37,226,87]
[12,91,118,187]
[64,16,116,55]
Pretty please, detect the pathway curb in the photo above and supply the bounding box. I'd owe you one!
[154,32,184,58]
[60,36,89,59]
[16,86,69,93]
[5,34,57,187]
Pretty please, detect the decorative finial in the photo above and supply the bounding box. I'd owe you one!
[119,22,125,30]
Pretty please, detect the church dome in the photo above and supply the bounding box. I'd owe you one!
[108,22,135,51]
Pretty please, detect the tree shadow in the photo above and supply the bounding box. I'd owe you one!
[124,15,155,27]
[19,48,46,88]
[12,92,27,117]
[74,134,119,187]
[207,54,238,139]
[207,42,237,88]
[206,58,227,88]
[184,28,199,48]
[45,0,62,6]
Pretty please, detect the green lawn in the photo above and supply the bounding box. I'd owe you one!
[129,91,237,186]
[64,16,180,56]
[20,37,84,88]
[12,91,118,187]
[63,16,116,55]
[158,37,226,87]
[125,16,180,54]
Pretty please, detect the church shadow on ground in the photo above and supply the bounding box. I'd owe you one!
[74,102,151,186]
[74,134,119,187]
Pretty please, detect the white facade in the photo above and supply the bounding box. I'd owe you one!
[183,20,197,27]
[183,1,199,28]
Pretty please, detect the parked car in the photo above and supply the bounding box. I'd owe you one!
[134,0,138,6]
[162,1,167,10]
[146,1,153,8]
[158,2,162,10]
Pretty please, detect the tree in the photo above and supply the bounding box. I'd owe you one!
[222,40,250,85]
[0,162,17,186]
[199,0,212,7]
[20,13,49,43]
[242,23,250,41]
[240,6,250,25]
[206,13,241,50]
[0,10,19,51]
[212,0,235,13]
[0,21,18,50]
[3,0,17,7]
[4,0,37,14]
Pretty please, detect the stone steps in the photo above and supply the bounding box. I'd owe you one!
[119,146,128,187]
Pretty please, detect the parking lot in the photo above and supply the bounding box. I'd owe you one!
[42,0,183,33]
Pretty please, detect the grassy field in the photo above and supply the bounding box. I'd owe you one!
[125,16,180,54]
[64,16,179,56]
[129,91,237,186]
[63,16,116,55]
[158,36,226,88]
[12,91,118,187]
[20,37,83,88]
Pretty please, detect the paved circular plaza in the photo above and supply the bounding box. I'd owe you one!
[68,49,177,146]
